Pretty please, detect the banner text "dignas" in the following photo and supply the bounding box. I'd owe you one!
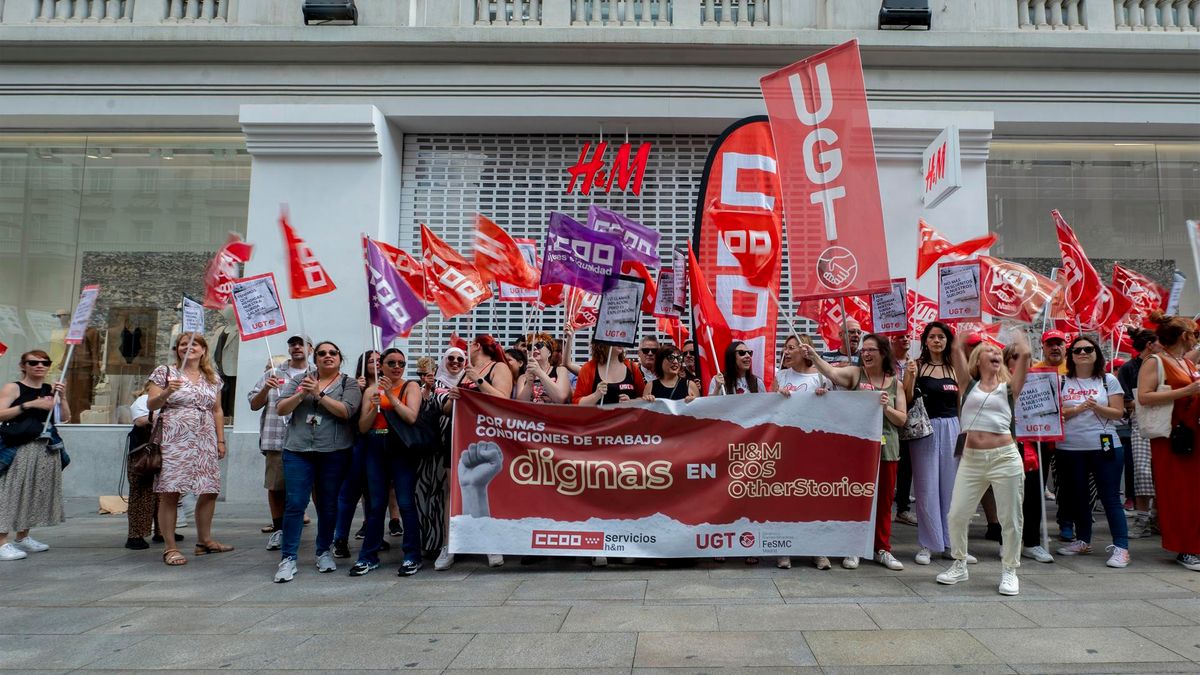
[509,448,673,496]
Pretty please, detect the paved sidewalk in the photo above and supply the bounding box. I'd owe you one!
[1,498,1197,673]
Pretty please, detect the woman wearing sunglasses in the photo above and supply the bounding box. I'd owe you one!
[803,334,908,571]
[642,346,699,403]
[0,350,68,562]
[517,333,572,404]
[347,347,424,577]
[708,341,764,396]
[331,350,384,560]
[273,341,362,583]
[1055,336,1130,568]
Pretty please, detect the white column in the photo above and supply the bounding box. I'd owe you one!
[227,104,403,502]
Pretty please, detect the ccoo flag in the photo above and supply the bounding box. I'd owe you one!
[280,213,337,299]
[365,237,428,344]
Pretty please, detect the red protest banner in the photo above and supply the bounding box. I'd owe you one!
[449,389,883,558]
[760,40,890,300]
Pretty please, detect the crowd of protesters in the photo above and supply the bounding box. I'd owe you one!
[2,311,1198,596]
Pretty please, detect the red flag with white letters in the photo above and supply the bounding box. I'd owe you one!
[565,286,601,330]
[203,234,254,309]
[978,256,1058,324]
[907,289,940,342]
[707,205,782,289]
[798,295,872,352]
[657,316,690,348]
[280,214,337,299]
[473,214,539,289]
[421,224,493,319]
[363,238,432,302]
[917,219,997,279]
[1052,210,1111,329]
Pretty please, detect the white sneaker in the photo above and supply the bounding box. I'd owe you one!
[914,548,931,565]
[316,551,336,573]
[943,550,977,564]
[13,536,49,553]
[274,557,297,583]
[776,557,792,569]
[1057,540,1092,556]
[1105,545,1131,568]
[434,546,454,571]
[936,559,969,585]
[876,550,903,570]
[0,542,28,561]
[266,530,282,551]
[591,556,608,567]
[998,565,1019,595]
[841,555,859,570]
[1021,545,1054,563]
[487,554,504,568]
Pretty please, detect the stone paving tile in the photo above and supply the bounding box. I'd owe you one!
[899,573,1062,601]
[95,579,271,606]
[560,605,719,632]
[644,577,781,602]
[774,574,918,600]
[510,578,647,601]
[81,634,310,670]
[363,578,520,605]
[1148,597,1200,623]
[821,667,1018,675]
[1020,572,1196,599]
[450,632,637,669]
[0,634,140,670]
[862,601,1036,629]
[1007,598,1196,627]
[2,580,148,607]
[967,627,1186,664]
[0,606,142,634]
[402,605,570,633]
[1129,626,1200,661]
[634,630,816,667]
[633,668,821,675]
[86,606,282,634]
[1009,663,1200,674]
[803,628,1003,666]
[1147,570,1200,594]
[447,670,629,675]
[716,603,877,631]
[257,633,473,670]
[230,577,395,606]
[239,606,424,634]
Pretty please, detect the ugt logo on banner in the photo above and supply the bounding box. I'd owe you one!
[760,40,891,300]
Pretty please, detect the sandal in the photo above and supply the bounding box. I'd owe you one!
[162,549,187,566]
[194,541,235,555]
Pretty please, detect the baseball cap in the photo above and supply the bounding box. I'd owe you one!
[286,334,311,346]
[1041,330,1067,343]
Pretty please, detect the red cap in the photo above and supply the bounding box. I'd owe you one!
[1041,330,1068,343]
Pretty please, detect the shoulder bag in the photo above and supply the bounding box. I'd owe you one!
[384,381,442,459]
[128,413,163,484]
[1134,355,1173,439]
[899,385,933,441]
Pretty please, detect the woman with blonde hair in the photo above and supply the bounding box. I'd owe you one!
[146,332,227,566]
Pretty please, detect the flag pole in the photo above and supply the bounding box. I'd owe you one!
[769,291,801,340]
[41,344,74,434]
[706,326,723,396]
[838,296,851,357]
[373,326,381,412]
[1036,440,1050,551]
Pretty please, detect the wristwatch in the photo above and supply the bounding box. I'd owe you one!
[475,378,484,387]
[317,391,326,400]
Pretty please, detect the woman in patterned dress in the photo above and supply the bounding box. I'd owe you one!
[146,332,228,566]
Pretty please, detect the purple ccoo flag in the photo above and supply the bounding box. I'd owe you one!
[587,205,661,267]
[365,237,428,344]
[540,212,624,294]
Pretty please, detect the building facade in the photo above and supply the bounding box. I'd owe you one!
[1,0,1196,500]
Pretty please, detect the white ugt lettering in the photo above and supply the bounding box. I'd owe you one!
[788,63,832,126]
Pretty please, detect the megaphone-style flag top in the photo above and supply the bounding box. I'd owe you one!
[421,224,493,319]
[280,213,337,299]
[365,237,428,345]
[473,214,540,289]
[916,219,997,278]
[203,233,254,309]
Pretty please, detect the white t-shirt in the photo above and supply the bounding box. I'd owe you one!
[774,368,831,395]
[707,374,765,396]
[1059,373,1123,451]
[129,394,150,423]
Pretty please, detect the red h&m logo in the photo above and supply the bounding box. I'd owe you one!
[565,142,651,196]
[924,142,947,192]
[531,530,605,550]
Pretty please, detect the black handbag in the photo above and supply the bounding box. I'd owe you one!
[127,414,163,483]
[1169,422,1194,456]
[0,415,44,448]
[384,382,442,458]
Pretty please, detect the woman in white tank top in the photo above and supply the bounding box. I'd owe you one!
[935,330,1031,597]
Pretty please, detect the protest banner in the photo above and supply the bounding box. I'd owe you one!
[64,285,100,345]
[1016,368,1064,442]
[449,389,884,558]
[938,260,982,322]
[594,275,645,347]
[759,41,890,299]
[653,267,679,318]
[870,279,907,336]
[499,239,540,302]
[230,273,288,341]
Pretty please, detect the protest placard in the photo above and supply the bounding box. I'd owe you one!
[938,260,982,322]
[594,275,644,347]
[870,279,907,335]
[231,273,288,341]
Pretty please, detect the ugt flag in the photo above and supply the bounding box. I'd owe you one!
[540,212,623,294]
[365,237,428,344]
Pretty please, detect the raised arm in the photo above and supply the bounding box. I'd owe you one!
[951,336,971,398]
[1007,330,1032,399]
[800,343,857,390]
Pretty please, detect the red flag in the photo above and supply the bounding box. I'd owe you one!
[621,260,657,315]
[917,219,997,278]
[1052,210,1109,328]
[657,316,690,347]
[421,224,493,319]
[978,256,1058,323]
[707,205,782,288]
[688,243,734,388]
[1111,264,1167,328]
[473,214,539,289]
[565,286,600,330]
[0,339,7,358]
[203,233,254,309]
[798,295,872,352]
[907,289,939,341]
[539,283,565,308]
[279,214,336,299]
[363,238,432,302]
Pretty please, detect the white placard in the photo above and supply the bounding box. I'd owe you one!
[181,295,206,334]
[594,275,645,347]
[938,261,981,322]
[231,273,288,341]
[870,279,907,335]
[1015,368,1064,442]
[671,247,688,313]
[1188,221,1200,296]
[65,285,100,345]
[1167,269,1186,315]
[653,268,679,318]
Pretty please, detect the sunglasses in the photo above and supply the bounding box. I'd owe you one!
[383,360,406,368]
[736,349,753,357]
[682,351,695,357]
[1071,346,1096,355]
[417,371,431,377]
[531,341,548,350]
[640,348,657,355]
[24,359,52,367]
[316,349,340,357]
[665,354,683,363]
[447,356,465,364]
[859,347,880,354]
